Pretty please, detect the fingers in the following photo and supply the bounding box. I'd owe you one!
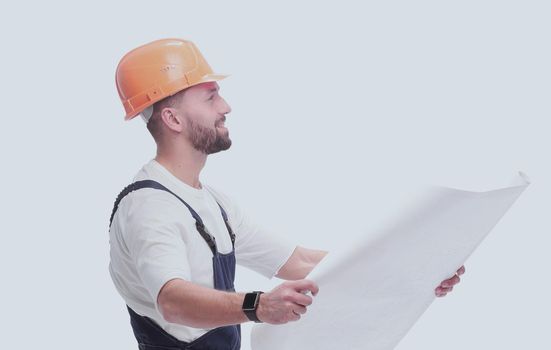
[287,279,320,296]
[435,265,465,297]
[435,284,454,297]
[439,265,465,288]
[279,281,315,306]
[290,310,301,321]
[435,285,453,295]
[264,280,320,324]
[289,292,313,307]
[441,274,460,288]
[268,279,319,323]
[290,304,307,320]
[293,304,307,315]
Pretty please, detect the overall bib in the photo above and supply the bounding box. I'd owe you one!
[109,180,241,350]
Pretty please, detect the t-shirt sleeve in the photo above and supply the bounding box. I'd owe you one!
[123,191,192,305]
[206,186,297,279]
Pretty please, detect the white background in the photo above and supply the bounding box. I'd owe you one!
[1,0,549,349]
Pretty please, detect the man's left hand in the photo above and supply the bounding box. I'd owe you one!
[435,265,465,297]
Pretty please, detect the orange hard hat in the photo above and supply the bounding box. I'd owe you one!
[115,38,228,121]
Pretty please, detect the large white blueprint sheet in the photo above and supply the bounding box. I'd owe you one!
[251,172,531,350]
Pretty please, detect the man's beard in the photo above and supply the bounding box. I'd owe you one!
[185,117,232,154]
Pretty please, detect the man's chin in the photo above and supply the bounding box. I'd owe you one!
[206,137,232,154]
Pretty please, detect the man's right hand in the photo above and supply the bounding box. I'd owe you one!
[255,279,319,324]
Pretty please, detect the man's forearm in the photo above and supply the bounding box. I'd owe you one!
[276,246,329,280]
[157,278,249,328]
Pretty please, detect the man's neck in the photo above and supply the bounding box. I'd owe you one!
[154,147,207,190]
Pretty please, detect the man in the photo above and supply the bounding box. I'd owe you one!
[109,38,464,350]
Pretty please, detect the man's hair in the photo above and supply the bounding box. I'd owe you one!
[146,88,188,142]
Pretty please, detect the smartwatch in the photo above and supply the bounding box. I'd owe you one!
[242,291,264,323]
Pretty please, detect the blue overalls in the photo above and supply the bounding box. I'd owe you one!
[109,180,241,350]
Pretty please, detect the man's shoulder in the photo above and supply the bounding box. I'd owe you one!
[115,183,185,225]
[131,159,157,182]
[122,160,180,207]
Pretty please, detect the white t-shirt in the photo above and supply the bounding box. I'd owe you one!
[108,159,296,342]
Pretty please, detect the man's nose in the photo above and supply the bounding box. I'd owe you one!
[220,97,232,115]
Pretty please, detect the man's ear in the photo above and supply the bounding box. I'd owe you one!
[160,107,184,132]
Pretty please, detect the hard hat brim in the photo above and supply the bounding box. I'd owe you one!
[123,73,230,121]
[196,73,230,84]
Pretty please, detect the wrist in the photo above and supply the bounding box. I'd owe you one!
[242,291,264,323]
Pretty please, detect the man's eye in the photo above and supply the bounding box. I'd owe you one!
[208,95,215,101]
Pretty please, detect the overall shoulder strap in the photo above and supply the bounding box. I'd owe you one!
[109,180,235,254]
[204,186,237,247]
[109,180,204,227]
[216,202,236,247]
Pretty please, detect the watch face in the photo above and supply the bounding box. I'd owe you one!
[243,292,259,311]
